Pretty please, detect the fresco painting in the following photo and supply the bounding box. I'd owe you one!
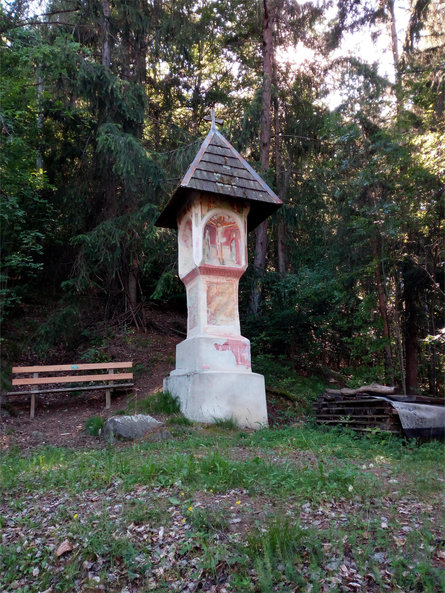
[178,217,193,277]
[214,339,251,369]
[207,281,235,325]
[187,283,198,330]
[203,214,241,267]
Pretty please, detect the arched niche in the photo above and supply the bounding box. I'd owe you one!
[202,211,242,267]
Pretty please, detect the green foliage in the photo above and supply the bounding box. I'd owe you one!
[129,391,181,416]
[0,23,54,321]
[189,506,229,533]
[84,416,105,437]
[166,415,194,426]
[246,517,321,591]
[32,305,82,356]
[2,423,443,593]
[212,417,239,430]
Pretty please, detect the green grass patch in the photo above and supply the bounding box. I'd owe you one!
[1,424,443,593]
[128,390,180,415]
[84,415,105,436]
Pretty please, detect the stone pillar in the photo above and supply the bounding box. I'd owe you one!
[164,191,268,428]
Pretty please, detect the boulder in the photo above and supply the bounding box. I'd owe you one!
[103,414,171,443]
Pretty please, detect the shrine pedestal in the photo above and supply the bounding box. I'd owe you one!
[164,369,268,429]
[156,120,282,430]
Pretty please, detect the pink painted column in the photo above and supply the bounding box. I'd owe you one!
[175,192,253,374]
[163,190,268,428]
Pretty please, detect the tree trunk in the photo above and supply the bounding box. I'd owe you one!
[387,0,399,80]
[248,0,273,315]
[372,236,394,384]
[403,265,420,395]
[394,271,407,394]
[386,0,402,108]
[405,299,419,395]
[102,0,111,68]
[273,43,288,275]
[127,266,138,313]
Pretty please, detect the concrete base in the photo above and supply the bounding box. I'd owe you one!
[176,335,251,372]
[164,370,268,429]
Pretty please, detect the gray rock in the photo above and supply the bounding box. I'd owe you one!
[372,552,386,564]
[31,430,45,442]
[103,414,169,443]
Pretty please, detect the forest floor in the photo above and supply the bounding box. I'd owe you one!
[1,306,302,452]
[1,308,444,593]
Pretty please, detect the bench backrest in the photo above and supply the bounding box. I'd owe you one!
[12,362,133,387]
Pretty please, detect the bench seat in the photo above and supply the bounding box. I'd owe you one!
[7,362,134,418]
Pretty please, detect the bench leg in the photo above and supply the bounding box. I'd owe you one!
[105,368,114,410]
[31,372,38,419]
[30,393,36,419]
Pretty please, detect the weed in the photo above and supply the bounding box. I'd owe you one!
[189,507,229,533]
[212,417,239,430]
[84,416,105,436]
[133,362,150,377]
[129,391,180,415]
[246,516,321,591]
[80,344,109,363]
[1,424,443,593]
[166,415,193,426]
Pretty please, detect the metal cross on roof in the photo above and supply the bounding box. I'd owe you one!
[204,108,224,129]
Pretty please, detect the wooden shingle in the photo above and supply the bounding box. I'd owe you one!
[156,125,282,231]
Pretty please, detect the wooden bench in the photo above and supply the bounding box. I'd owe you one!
[7,362,133,419]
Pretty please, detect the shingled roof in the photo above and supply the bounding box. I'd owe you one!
[156,125,282,232]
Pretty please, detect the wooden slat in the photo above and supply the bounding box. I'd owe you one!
[318,419,395,426]
[317,413,397,422]
[206,145,233,157]
[193,169,264,192]
[188,177,270,202]
[198,159,255,180]
[7,383,133,396]
[201,152,238,166]
[12,362,132,373]
[12,373,133,386]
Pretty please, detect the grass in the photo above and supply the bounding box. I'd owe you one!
[1,424,444,592]
[127,390,180,415]
[83,415,105,436]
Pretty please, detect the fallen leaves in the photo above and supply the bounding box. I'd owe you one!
[56,539,73,557]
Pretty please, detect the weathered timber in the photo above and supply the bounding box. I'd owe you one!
[7,362,133,418]
[314,387,403,434]
[315,384,444,438]
[156,124,282,232]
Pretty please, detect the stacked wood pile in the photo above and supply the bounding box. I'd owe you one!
[314,384,403,434]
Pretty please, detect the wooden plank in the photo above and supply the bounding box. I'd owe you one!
[206,144,233,157]
[318,419,395,426]
[193,169,264,192]
[317,414,391,422]
[12,373,133,386]
[7,383,133,396]
[198,159,255,180]
[201,153,237,166]
[12,362,133,373]
[319,407,394,416]
[188,177,270,202]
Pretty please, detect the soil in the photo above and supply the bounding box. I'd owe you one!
[0,308,184,451]
[1,307,296,451]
